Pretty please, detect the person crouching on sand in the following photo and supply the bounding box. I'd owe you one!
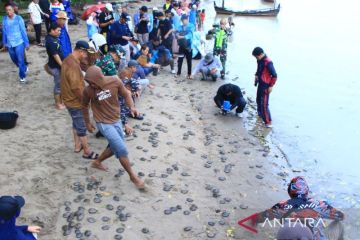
[214,83,247,118]
[0,196,41,240]
[82,66,145,189]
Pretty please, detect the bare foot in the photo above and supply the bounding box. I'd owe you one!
[91,160,109,172]
[131,177,145,190]
[148,83,155,89]
[74,145,83,153]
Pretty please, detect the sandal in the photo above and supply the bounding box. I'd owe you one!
[82,152,99,160]
[129,114,144,120]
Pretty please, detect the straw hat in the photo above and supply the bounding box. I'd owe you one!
[56,11,68,19]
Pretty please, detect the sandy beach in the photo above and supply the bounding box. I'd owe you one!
[0,1,301,239]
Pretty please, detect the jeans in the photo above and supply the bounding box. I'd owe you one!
[143,67,153,76]
[200,67,220,81]
[8,43,27,79]
[137,78,149,91]
[49,67,61,95]
[136,33,149,46]
[33,23,42,44]
[96,120,129,158]
[121,43,130,62]
[67,108,87,137]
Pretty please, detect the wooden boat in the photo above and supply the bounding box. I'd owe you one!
[214,1,280,17]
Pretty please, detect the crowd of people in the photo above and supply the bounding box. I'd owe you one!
[1,1,344,240]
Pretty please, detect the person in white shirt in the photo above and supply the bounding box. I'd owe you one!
[28,0,49,45]
[191,53,223,81]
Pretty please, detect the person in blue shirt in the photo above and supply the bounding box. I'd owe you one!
[110,13,134,61]
[2,3,29,83]
[175,14,195,79]
[170,7,181,30]
[189,4,197,27]
[56,11,72,58]
[0,196,41,240]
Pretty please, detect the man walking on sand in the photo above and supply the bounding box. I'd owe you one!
[1,3,29,83]
[252,47,277,128]
[82,66,145,189]
[61,40,98,159]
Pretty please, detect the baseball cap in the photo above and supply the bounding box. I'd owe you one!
[75,40,95,53]
[0,196,25,220]
[204,53,214,63]
[128,60,139,68]
[105,3,113,12]
[120,12,129,20]
[181,14,189,21]
[140,6,148,12]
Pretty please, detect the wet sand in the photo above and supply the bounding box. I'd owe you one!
[0,1,303,239]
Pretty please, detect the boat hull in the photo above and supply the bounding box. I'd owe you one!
[214,2,280,16]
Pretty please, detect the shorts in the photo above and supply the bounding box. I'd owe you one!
[67,108,87,137]
[96,120,129,158]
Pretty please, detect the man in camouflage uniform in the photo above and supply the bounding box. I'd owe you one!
[209,18,231,79]
[95,44,125,76]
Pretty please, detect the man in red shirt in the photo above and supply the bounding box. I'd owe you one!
[252,47,277,128]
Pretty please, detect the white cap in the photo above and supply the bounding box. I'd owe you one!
[153,7,159,11]
[105,3,113,11]
[192,4,197,9]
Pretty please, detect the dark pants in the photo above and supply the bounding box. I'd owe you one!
[156,58,174,70]
[44,17,50,32]
[214,48,227,76]
[177,47,192,76]
[256,84,272,124]
[214,95,247,113]
[162,36,173,54]
[33,24,42,44]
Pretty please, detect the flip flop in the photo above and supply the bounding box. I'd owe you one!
[82,152,99,160]
[74,146,83,153]
[129,114,144,120]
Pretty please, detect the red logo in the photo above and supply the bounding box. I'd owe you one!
[238,213,258,233]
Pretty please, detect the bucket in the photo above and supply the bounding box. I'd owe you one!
[0,111,19,130]
[222,101,231,111]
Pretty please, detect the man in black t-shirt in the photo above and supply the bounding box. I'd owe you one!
[134,6,150,45]
[45,22,65,110]
[98,3,114,52]
[157,12,173,53]
[38,0,51,31]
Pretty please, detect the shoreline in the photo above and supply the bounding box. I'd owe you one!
[0,1,322,239]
